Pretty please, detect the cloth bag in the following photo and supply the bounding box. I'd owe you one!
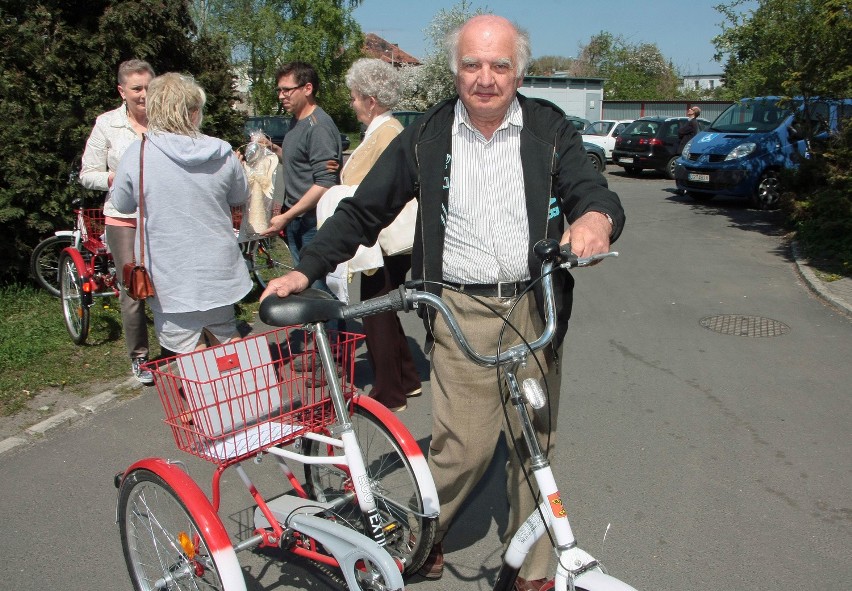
[377,199,417,256]
[123,134,155,301]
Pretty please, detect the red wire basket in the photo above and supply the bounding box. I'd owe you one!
[145,327,364,465]
[79,208,107,252]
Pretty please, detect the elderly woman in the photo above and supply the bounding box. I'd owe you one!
[80,59,155,384]
[110,73,252,354]
[342,58,421,412]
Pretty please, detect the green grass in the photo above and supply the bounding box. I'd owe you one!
[0,283,262,417]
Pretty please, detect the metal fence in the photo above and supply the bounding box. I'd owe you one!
[602,100,732,122]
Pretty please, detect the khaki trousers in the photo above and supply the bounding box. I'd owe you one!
[428,289,563,580]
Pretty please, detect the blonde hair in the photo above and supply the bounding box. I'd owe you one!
[146,73,206,136]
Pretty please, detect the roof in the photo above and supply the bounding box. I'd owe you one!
[363,33,420,66]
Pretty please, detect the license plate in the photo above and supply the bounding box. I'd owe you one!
[688,173,710,182]
[618,157,634,164]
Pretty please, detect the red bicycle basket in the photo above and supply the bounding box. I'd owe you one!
[146,327,364,465]
[79,209,107,252]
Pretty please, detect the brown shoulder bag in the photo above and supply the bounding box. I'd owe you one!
[123,135,156,301]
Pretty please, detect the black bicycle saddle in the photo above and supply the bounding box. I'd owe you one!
[259,288,345,327]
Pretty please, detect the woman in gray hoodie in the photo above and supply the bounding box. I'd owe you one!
[111,73,252,354]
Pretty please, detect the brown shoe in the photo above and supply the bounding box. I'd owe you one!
[514,577,554,591]
[417,542,444,579]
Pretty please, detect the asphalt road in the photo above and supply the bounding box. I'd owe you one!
[1,169,850,590]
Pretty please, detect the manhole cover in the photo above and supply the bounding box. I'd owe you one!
[699,315,791,337]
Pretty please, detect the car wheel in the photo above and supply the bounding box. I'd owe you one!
[586,152,604,173]
[687,191,715,202]
[751,170,781,210]
[665,156,679,180]
[624,165,641,176]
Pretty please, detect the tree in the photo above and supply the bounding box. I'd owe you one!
[528,55,575,76]
[714,0,852,100]
[571,32,681,100]
[397,0,489,111]
[0,0,240,283]
[193,0,364,125]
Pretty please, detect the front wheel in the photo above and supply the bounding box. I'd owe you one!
[242,238,291,289]
[303,405,437,575]
[31,235,75,297]
[118,468,240,591]
[751,170,781,210]
[586,152,604,173]
[59,251,89,345]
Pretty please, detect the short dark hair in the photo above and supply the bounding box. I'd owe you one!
[275,61,320,95]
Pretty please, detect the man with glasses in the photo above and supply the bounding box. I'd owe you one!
[264,61,342,276]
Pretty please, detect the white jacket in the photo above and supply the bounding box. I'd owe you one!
[79,105,142,219]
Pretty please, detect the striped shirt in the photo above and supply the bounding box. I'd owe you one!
[442,98,530,284]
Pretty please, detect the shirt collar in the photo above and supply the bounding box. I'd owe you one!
[453,97,523,138]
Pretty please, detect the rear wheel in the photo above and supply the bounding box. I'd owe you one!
[665,156,679,180]
[59,251,89,345]
[751,170,781,210]
[303,405,437,575]
[31,235,75,297]
[118,469,233,591]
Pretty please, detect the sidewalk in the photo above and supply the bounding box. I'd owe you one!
[2,243,850,457]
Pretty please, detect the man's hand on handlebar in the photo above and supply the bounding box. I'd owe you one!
[260,271,310,301]
[561,211,612,257]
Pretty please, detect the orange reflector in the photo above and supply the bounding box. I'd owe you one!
[82,281,92,293]
[178,531,196,560]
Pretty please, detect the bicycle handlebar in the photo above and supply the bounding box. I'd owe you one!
[339,239,618,368]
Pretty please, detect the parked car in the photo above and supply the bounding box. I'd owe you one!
[244,115,351,151]
[582,141,606,173]
[565,115,591,132]
[582,120,634,161]
[675,96,852,209]
[611,116,711,179]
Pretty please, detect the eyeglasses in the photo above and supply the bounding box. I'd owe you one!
[276,84,305,95]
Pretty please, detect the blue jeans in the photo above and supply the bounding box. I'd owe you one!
[286,211,345,334]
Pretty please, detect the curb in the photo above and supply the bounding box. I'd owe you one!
[791,241,852,318]
[0,377,141,457]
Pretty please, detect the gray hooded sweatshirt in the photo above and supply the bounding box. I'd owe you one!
[111,131,252,314]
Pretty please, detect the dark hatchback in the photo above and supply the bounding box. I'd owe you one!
[611,116,709,179]
[244,115,351,151]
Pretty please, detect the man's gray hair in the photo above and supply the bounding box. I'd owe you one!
[345,58,401,109]
[445,16,531,81]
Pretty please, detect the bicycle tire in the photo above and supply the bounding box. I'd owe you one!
[243,237,290,288]
[118,468,242,591]
[59,251,89,345]
[303,404,437,575]
[31,235,75,297]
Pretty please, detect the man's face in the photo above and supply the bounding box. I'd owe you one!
[276,73,308,116]
[454,18,522,127]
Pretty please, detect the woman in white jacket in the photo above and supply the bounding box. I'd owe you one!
[79,59,155,384]
[111,73,252,355]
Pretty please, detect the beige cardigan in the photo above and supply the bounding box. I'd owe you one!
[341,114,404,185]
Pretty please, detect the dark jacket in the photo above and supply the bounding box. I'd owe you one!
[678,118,700,153]
[296,94,625,348]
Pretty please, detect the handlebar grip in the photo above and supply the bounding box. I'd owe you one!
[341,286,407,320]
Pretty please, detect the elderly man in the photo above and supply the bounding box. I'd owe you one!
[262,15,625,591]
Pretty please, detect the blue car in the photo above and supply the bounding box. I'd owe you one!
[675,96,852,209]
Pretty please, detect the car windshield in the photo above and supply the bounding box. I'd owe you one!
[710,99,799,133]
[584,121,614,136]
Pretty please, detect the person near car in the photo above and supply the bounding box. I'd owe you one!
[678,106,701,153]
[339,57,421,413]
[260,15,625,591]
[79,59,156,385]
[110,73,252,354]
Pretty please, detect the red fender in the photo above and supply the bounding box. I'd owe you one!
[120,458,234,555]
[61,246,93,305]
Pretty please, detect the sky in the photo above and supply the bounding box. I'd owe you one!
[353,0,758,76]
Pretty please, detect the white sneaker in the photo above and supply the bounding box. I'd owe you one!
[131,357,154,385]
